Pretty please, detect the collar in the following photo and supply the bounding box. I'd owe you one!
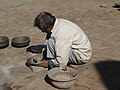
[51,18,59,36]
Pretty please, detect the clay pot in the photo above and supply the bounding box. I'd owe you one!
[0,36,9,48]
[0,85,12,90]
[114,3,120,7]
[48,67,78,89]
[11,36,30,47]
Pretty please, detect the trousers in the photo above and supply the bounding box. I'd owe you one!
[45,37,86,69]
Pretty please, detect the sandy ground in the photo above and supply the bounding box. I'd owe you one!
[0,0,120,90]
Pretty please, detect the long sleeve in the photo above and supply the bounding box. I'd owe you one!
[55,37,72,65]
[50,18,92,65]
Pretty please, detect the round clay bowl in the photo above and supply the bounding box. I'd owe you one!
[11,36,30,47]
[0,36,9,48]
[48,67,78,89]
[114,3,120,7]
[0,85,12,90]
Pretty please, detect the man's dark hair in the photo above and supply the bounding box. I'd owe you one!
[34,12,56,31]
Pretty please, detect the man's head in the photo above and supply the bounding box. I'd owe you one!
[34,12,56,33]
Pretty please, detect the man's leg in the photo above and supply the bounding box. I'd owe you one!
[46,38,59,69]
[46,38,56,59]
[68,49,86,65]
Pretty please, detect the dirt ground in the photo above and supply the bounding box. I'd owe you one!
[0,0,120,90]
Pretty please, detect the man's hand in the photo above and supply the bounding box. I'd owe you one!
[60,64,67,71]
[40,60,48,68]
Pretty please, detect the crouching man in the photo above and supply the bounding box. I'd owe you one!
[33,11,92,70]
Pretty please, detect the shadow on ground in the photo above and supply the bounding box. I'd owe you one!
[44,75,55,87]
[26,45,46,53]
[95,60,120,90]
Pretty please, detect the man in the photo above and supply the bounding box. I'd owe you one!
[33,11,92,70]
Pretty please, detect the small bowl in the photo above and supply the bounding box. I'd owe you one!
[114,3,120,7]
[0,36,9,48]
[11,36,30,47]
[48,67,78,89]
[0,85,12,90]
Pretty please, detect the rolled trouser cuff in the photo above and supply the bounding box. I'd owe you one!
[48,60,59,69]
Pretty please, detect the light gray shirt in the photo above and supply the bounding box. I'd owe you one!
[47,18,92,65]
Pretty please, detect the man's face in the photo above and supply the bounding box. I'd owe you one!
[41,25,53,34]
